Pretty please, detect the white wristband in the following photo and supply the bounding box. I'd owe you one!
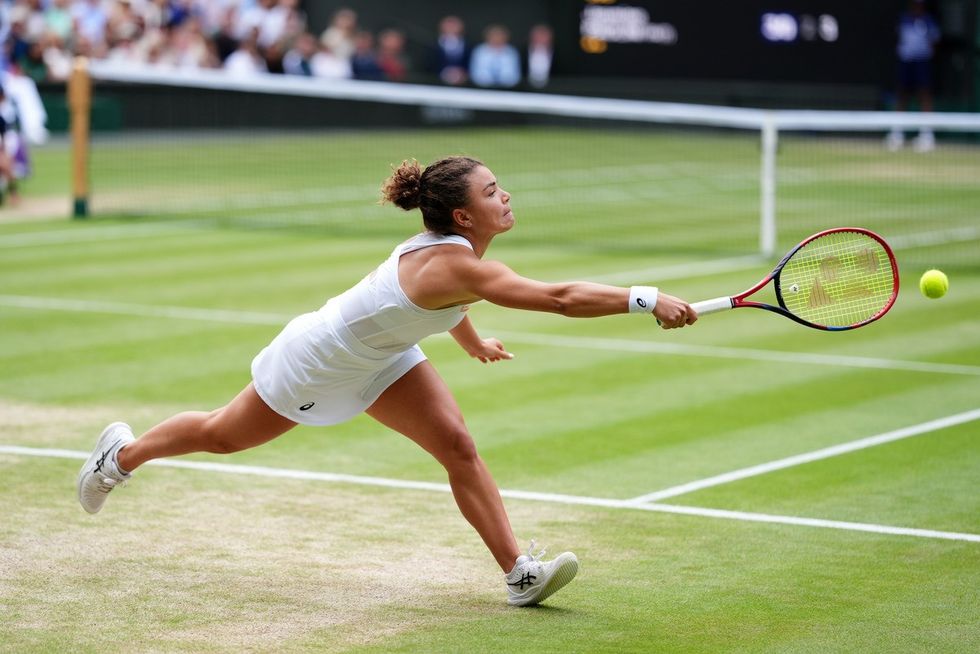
[628,286,658,313]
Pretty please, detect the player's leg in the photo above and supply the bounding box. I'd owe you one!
[366,361,578,606]
[366,361,520,571]
[78,383,296,514]
[117,383,297,471]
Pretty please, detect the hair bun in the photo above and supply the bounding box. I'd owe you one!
[380,159,423,211]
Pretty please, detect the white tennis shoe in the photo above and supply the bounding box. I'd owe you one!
[505,540,578,607]
[77,422,134,514]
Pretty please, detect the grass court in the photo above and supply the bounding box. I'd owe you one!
[1,127,978,652]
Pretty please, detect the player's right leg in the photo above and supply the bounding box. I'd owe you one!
[77,383,296,514]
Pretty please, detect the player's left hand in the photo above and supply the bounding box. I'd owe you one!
[471,338,514,363]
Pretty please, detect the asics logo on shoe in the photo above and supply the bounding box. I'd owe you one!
[93,449,111,474]
[299,402,315,411]
[508,573,537,590]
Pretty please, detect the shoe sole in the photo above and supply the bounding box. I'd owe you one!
[509,553,579,607]
[77,422,130,514]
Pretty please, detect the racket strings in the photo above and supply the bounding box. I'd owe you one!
[777,231,896,328]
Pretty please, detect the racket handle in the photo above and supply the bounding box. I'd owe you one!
[691,297,734,315]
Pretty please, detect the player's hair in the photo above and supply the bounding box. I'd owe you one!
[381,156,484,234]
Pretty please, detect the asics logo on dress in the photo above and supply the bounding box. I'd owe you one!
[508,573,537,590]
[299,402,315,411]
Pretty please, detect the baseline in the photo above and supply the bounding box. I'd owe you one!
[2,445,977,544]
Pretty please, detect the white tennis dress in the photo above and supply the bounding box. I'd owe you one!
[251,232,473,425]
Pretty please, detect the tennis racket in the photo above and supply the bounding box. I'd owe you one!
[690,227,899,331]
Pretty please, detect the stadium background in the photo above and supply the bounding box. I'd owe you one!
[33,0,980,132]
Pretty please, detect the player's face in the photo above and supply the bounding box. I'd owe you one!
[464,165,514,235]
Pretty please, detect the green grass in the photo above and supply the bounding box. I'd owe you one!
[1,126,978,652]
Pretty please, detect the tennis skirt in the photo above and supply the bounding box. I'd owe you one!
[251,305,427,426]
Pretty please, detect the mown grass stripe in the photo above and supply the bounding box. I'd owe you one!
[2,294,977,377]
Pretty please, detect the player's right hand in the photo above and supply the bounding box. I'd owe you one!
[653,293,698,329]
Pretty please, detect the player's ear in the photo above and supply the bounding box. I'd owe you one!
[452,208,472,229]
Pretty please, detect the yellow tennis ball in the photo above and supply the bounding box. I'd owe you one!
[919,269,948,299]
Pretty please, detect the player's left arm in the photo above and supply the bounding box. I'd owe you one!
[448,315,514,363]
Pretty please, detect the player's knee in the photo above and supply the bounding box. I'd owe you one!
[199,411,244,454]
[440,422,480,470]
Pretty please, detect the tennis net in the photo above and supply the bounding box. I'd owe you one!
[82,61,980,268]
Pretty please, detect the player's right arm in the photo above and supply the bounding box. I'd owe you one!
[454,257,696,327]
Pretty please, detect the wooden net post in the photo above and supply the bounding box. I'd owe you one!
[68,57,91,218]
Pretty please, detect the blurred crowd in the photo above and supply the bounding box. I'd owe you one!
[0,1,554,88]
[0,1,556,207]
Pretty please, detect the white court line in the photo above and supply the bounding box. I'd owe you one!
[491,331,980,377]
[630,503,980,543]
[628,408,980,504]
[2,445,977,543]
[3,294,980,377]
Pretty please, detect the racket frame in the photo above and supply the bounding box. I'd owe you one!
[692,227,899,331]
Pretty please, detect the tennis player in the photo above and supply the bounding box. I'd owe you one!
[78,156,698,607]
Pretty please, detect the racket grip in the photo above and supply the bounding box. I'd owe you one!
[691,297,734,315]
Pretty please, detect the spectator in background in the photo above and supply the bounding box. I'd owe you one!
[886,0,941,152]
[433,15,468,85]
[236,0,272,41]
[6,14,33,69]
[526,24,553,89]
[170,17,217,69]
[41,32,72,80]
[261,0,306,52]
[311,39,352,80]
[376,28,408,82]
[469,24,520,88]
[21,39,47,82]
[283,30,316,76]
[43,0,74,43]
[0,70,47,207]
[107,0,144,45]
[264,39,286,74]
[223,29,266,77]
[167,0,196,29]
[71,0,109,48]
[319,7,357,63]
[106,32,140,66]
[211,5,241,63]
[0,85,19,206]
[349,29,383,81]
[4,64,48,146]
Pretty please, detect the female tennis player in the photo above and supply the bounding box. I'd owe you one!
[78,156,698,607]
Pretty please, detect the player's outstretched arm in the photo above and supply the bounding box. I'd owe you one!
[457,258,697,326]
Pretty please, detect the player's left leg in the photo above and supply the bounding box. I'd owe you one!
[366,361,578,606]
[78,383,297,514]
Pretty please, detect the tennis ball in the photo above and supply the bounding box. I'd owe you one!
[919,269,948,299]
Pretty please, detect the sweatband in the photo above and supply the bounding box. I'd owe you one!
[628,286,658,313]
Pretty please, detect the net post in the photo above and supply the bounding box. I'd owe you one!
[68,56,92,218]
[760,114,778,258]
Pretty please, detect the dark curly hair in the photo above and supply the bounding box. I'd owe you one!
[380,156,484,234]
